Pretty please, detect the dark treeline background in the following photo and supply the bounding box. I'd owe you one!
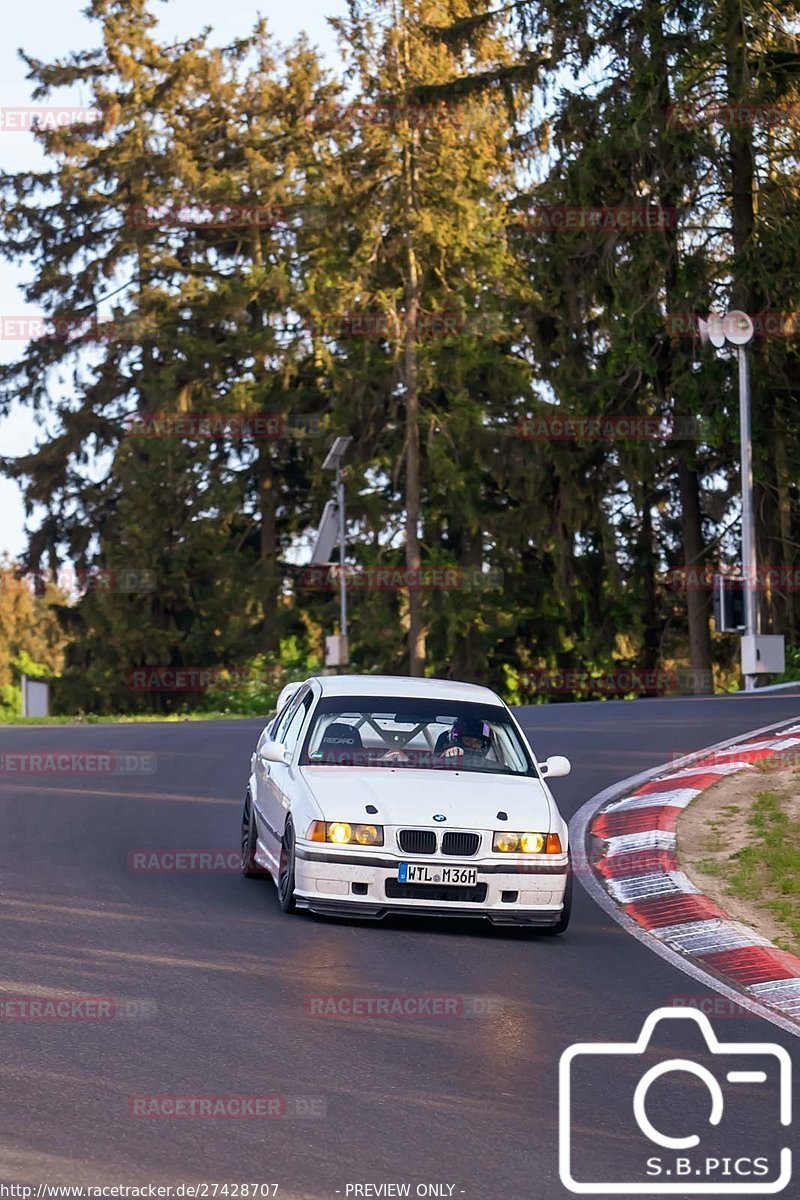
[1,0,799,714]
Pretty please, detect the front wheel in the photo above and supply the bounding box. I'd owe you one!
[241,791,268,879]
[543,866,572,936]
[277,818,297,914]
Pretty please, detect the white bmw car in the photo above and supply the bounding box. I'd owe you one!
[242,674,572,932]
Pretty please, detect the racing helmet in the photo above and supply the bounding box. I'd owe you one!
[450,716,492,755]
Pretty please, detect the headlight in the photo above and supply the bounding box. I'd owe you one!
[493,831,563,854]
[493,830,521,853]
[307,820,384,846]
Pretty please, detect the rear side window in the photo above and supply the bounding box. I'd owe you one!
[282,693,313,754]
[274,687,309,744]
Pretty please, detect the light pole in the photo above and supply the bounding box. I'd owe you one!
[735,334,758,671]
[700,310,773,689]
[321,436,352,663]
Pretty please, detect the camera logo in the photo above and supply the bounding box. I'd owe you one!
[559,1007,792,1193]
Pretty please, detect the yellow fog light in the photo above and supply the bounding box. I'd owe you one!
[520,832,545,854]
[493,831,520,853]
[328,822,352,844]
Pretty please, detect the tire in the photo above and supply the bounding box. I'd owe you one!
[543,865,572,936]
[241,790,268,879]
[277,817,297,914]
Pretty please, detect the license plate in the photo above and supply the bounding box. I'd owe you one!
[398,863,478,886]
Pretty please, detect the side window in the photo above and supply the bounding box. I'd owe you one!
[267,698,293,742]
[261,710,285,747]
[275,690,306,744]
[273,696,302,739]
[282,694,313,754]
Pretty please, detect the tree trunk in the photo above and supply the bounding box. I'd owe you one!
[723,0,755,269]
[724,0,781,638]
[772,419,794,635]
[400,11,424,676]
[257,451,279,654]
[677,458,712,690]
[249,186,279,655]
[403,244,425,676]
[650,0,713,685]
[640,491,660,684]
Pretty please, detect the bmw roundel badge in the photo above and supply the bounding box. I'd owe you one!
[433,813,446,822]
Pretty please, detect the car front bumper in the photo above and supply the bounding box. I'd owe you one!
[294,844,569,926]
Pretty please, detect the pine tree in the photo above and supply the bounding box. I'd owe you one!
[312,0,530,678]
[0,3,340,708]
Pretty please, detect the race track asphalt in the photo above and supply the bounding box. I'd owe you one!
[1,691,799,1197]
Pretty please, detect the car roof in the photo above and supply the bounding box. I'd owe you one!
[307,674,505,706]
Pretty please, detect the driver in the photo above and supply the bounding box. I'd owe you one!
[439,716,493,762]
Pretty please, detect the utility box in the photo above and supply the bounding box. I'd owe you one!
[21,675,50,718]
[325,634,349,667]
[741,634,785,676]
[713,574,745,632]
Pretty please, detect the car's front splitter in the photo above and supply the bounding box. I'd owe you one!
[294,895,563,926]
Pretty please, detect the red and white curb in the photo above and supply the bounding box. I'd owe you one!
[570,716,800,1037]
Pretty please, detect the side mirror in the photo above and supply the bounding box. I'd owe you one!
[539,754,571,779]
[260,741,291,766]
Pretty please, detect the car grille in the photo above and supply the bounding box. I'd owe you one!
[441,831,480,857]
[398,829,436,855]
[385,879,488,903]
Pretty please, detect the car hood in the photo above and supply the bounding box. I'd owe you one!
[298,766,553,830]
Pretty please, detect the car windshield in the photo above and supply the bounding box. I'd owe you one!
[299,696,535,776]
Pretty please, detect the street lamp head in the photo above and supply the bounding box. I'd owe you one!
[724,310,755,346]
[699,313,726,348]
[322,435,353,472]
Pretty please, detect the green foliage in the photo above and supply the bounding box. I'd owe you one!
[775,644,800,684]
[0,564,66,717]
[727,790,800,951]
[1,0,799,709]
[201,642,322,716]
